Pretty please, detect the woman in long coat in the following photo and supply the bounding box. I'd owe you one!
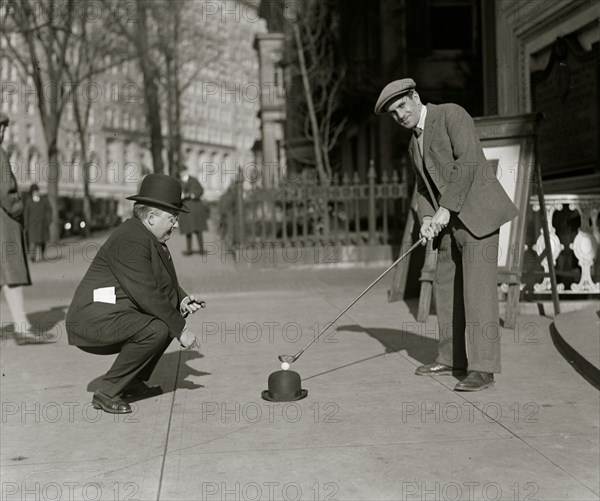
[24,183,51,262]
[0,112,32,333]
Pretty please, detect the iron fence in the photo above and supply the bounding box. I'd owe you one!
[223,163,409,249]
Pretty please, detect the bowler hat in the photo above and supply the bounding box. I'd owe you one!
[127,174,190,213]
[374,78,416,114]
[0,112,9,125]
[261,370,308,402]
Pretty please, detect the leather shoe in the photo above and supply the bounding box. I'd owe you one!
[454,371,494,391]
[415,363,465,376]
[122,381,163,398]
[92,391,132,414]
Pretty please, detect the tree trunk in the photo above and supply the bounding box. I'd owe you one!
[82,164,92,237]
[292,23,329,183]
[137,0,164,174]
[46,143,61,243]
[71,86,92,237]
[173,67,184,173]
[166,56,176,176]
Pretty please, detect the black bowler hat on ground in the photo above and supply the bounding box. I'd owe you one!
[261,370,308,402]
[374,78,417,115]
[127,173,190,213]
[0,112,9,125]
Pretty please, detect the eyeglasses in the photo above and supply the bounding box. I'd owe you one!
[152,211,178,224]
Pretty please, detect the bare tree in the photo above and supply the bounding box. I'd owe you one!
[100,0,165,174]
[64,13,126,235]
[3,0,79,241]
[152,0,223,176]
[286,0,347,183]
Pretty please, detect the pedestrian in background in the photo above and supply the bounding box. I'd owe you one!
[0,112,33,335]
[178,166,208,255]
[375,79,518,391]
[24,183,50,262]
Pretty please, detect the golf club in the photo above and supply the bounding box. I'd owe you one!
[278,237,426,365]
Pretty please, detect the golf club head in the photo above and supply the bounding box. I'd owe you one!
[278,355,296,364]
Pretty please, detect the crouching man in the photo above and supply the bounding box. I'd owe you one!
[66,174,204,414]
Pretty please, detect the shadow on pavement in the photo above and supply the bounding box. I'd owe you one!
[1,306,66,345]
[85,350,210,398]
[338,324,438,362]
[28,305,67,328]
[550,322,600,390]
[304,324,438,381]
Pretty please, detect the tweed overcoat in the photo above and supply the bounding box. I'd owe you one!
[0,147,31,287]
[66,217,188,347]
[408,103,518,237]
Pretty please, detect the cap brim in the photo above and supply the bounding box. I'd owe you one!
[261,389,308,402]
[374,90,413,115]
[126,196,190,213]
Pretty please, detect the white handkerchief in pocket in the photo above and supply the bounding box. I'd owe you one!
[93,286,116,304]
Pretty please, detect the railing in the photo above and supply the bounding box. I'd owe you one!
[529,194,600,294]
[227,163,408,249]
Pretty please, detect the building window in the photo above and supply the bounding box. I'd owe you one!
[431,0,474,51]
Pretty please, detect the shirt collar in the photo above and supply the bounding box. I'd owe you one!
[416,104,427,131]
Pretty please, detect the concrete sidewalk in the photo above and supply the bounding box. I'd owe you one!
[1,228,599,501]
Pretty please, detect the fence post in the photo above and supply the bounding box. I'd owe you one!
[368,160,376,245]
[381,170,389,244]
[236,166,245,244]
[322,176,331,241]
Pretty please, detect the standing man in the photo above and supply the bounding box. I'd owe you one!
[24,183,51,262]
[178,166,208,256]
[375,79,518,391]
[66,174,205,413]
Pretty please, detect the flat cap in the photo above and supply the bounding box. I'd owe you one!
[0,112,9,125]
[374,78,416,114]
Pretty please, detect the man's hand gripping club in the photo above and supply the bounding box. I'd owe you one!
[420,206,451,243]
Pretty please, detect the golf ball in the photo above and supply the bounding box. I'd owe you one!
[281,362,290,370]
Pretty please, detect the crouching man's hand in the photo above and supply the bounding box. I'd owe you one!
[179,327,199,350]
[180,295,206,318]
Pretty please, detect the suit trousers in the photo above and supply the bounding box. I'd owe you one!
[434,216,501,373]
[79,319,174,397]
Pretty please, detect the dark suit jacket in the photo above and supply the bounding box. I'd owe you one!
[409,103,518,237]
[66,217,188,346]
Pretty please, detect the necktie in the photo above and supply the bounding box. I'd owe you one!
[414,127,424,156]
[161,243,172,260]
[413,127,439,210]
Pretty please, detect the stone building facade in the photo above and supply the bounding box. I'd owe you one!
[1,0,266,226]
[254,0,598,192]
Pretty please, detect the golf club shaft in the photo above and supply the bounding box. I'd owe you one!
[293,237,426,361]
